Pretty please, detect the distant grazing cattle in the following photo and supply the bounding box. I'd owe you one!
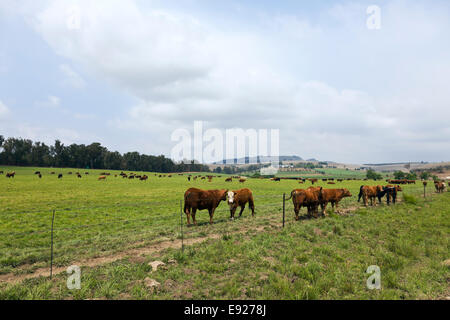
[358,185,383,206]
[129,175,134,179]
[201,177,206,180]
[140,175,148,181]
[34,171,41,175]
[337,179,343,182]
[434,181,445,193]
[0,171,3,174]
[271,177,280,182]
[68,172,72,175]
[85,172,89,175]
[188,176,191,181]
[319,188,352,215]
[286,186,322,220]
[58,174,63,179]
[6,171,16,178]
[327,182,335,185]
[239,178,246,183]
[51,172,55,175]
[183,188,228,225]
[77,173,82,178]
[227,188,255,219]
[298,180,304,184]
[225,177,232,182]
[308,178,318,185]
[98,175,107,181]
[38,174,42,179]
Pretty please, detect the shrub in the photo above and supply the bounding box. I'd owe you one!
[403,194,417,205]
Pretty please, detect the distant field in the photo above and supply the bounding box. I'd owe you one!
[275,168,372,179]
[0,166,448,299]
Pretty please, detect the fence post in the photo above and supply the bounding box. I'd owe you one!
[180,200,184,253]
[423,181,427,199]
[282,193,285,228]
[50,209,55,279]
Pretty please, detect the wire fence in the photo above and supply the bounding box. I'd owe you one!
[0,194,289,278]
[0,184,443,278]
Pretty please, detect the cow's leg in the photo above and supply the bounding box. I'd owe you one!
[208,208,214,224]
[238,204,245,217]
[230,206,236,220]
[185,207,192,226]
[334,201,340,213]
[387,193,390,205]
[321,202,327,217]
[192,208,197,225]
[294,203,300,221]
[249,199,255,217]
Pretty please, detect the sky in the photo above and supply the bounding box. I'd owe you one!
[0,0,449,164]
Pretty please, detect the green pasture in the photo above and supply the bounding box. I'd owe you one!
[0,166,448,300]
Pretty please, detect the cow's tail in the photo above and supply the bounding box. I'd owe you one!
[357,185,363,202]
[286,190,296,201]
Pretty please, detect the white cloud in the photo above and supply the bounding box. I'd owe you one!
[35,95,61,109]
[6,0,450,162]
[0,100,10,120]
[59,64,86,88]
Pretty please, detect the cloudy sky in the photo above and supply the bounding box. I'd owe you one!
[1,0,449,164]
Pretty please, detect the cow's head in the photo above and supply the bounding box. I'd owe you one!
[341,188,352,197]
[395,185,402,192]
[219,189,228,201]
[227,191,236,205]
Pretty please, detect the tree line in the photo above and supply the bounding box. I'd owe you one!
[0,135,210,173]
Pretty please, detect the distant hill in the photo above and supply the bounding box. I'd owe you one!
[213,155,303,165]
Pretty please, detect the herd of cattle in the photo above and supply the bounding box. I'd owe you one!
[1,169,448,226]
[183,179,448,226]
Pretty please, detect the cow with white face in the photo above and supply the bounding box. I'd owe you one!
[227,188,255,220]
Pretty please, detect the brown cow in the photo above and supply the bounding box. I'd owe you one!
[319,188,352,215]
[77,173,82,178]
[286,186,321,220]
[239,178,246,183]
[140,175,148,181]
[225,177,232,182]
[227,188,255,219]
[358,185,383,206]
[98,175,107,181]
[184,188,228,226]
[434,181,445,193]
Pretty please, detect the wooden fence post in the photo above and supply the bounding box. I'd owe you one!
[282,193,285,228]
[50,209,55,279]
[180,200,184,253]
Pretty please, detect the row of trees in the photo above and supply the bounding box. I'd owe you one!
[0,135,210,173]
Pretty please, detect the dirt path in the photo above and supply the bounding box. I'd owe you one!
[0,201,376,285]
[0,234,224,284]
[0,220,270,285]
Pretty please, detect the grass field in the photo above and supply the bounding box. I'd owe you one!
[0,166,448,299]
